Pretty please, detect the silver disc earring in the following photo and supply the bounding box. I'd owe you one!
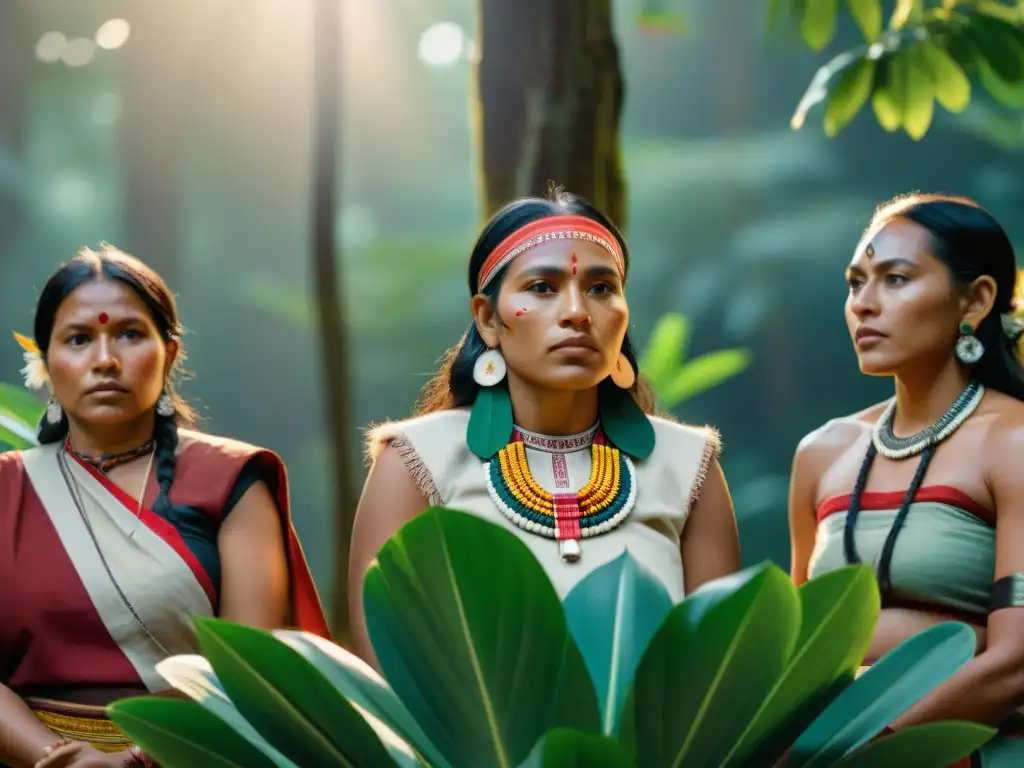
[155,390,175,418]
[955,322,984,365]
[45,397,63,425]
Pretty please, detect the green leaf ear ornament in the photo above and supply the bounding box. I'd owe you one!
[467,348,514,460]
[600,354,655,461]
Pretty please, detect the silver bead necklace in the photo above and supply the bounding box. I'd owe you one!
[870,380,984,460]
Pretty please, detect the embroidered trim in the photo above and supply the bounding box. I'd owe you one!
[514,423,598,453]
[684,427,721,518]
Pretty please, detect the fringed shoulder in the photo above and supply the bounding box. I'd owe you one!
[363,409,472,507]
[647,416,722,517]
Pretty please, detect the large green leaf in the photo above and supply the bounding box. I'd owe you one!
[832,721,995,767]
[155,655,298,766]
[273,629,449,768]
[721,565,879,767]
[967,13,1024,84]
[109,697,282,768]
[920,41,971,113]
[0,383,45,424]
[539,728,633,768]
[637,312,688,387]
[789,621,978,767]
[801,0,839,51]
[619,562,801,767]
[562,552,673,735]
[846,0,882,41]
[0,383,42,449]
[194,618,397,768]
[363,507,600,768]
[660,349,752,406]
[0,411,36,450]
[823,57,876,136]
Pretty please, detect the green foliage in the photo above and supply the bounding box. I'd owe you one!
[0,382,42,451]
[637,312,752,409]
[779,0,1024,139]
[110,508,996,768]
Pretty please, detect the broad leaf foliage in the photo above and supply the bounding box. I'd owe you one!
[776,0,1024,138]
[109,509,995,767]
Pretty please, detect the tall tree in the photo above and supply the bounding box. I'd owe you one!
[474,0,627,227]
[313,0,356,641]
[473,0,1024,229]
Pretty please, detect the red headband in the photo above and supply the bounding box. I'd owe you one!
[476,215,624,291]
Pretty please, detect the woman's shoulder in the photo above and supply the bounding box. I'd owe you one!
[364,408,471,465]
[801,404,882,451]
[646,413,721,459]
[177,429,280,472]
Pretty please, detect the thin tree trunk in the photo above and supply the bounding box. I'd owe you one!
[313,0,355,641]
[475,0,627,228]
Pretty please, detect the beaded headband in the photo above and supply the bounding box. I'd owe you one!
[476,215,625,292]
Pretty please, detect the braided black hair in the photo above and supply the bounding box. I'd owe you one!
[32,244,196,514]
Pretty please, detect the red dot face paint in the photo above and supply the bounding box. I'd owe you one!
[515,309,528,317]
[98,312,109,325]
[571,253,578,275]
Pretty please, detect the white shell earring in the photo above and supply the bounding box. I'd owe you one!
[955,322,984,365]
[609,353,636,389]
[156,390,176,418]
[473,349,507,387]
[45,397,63,425]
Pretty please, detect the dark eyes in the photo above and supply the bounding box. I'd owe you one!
[847,274,908,289]
[66,328,144,346]
[526,281,616,294]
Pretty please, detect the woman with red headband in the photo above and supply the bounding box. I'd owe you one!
[348,192,742,665]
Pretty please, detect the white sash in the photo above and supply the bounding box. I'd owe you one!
[20,443,214,692]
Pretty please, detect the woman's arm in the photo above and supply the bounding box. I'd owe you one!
[0,683,60,768]
[891,421,1024,728]
[680,456,742,593]
[217,480,290,628]
[347,446,429,668]
[788,434,824,586]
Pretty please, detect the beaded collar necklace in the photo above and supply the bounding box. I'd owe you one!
[484,425,636,563]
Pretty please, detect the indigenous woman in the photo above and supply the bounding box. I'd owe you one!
[0,246,328,768]
[349,192,742,665]
[789,194,1024,766]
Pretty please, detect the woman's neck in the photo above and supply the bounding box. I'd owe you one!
[505,375,599,436]
[891,357,971,435]
[66,413,156,456]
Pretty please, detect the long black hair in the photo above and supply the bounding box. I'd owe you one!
[871,193,1024,401]
[415,190,656,415]
[34,245,195,515]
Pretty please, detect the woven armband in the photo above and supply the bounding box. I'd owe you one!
[990,573,1024,612]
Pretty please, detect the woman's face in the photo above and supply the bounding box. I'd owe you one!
[844,217,992,376]
[474,239,629,391]
[45,278,176,428]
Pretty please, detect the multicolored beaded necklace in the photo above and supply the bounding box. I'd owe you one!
[484,423,637,563]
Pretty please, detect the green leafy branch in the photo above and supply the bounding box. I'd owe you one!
[637,312,752,409]
[778,0,1024,139]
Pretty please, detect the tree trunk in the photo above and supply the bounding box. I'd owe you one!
[121,5,186,284]
[475,0,627,228]
[313,0,356,642]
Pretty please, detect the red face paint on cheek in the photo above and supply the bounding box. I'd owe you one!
[571,253,578,275]
[97,312,109,325]
[515,309,528,317]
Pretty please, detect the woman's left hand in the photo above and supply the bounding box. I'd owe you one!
[32,740,136,768]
